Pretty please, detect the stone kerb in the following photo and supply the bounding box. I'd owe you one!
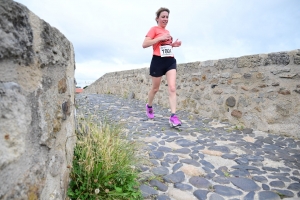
[84,52,299,139]
[0,1,76,199]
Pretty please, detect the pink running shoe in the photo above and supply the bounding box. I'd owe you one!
[169,114,181,127]
[146,104,154,119]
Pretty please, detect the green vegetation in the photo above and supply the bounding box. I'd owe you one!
[223,171,231,177]
[68,116,142,200]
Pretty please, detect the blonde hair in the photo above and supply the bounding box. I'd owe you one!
[155,7,170,23]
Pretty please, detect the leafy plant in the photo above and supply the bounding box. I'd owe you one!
[68,116,142,200]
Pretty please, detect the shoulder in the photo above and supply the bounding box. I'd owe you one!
[149,26,159,31]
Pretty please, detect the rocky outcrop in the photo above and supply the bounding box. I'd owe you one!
[0,0,76,199]
[84,50,300,138]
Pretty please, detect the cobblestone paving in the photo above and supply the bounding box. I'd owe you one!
[76,94,300,200]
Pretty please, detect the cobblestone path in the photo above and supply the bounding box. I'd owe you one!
[76,94,300,200]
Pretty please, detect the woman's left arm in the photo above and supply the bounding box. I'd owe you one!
[172,39,182,47]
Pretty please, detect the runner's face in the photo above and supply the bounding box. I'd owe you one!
[157,11,169,28]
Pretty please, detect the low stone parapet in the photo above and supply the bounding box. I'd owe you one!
[84,50,300,138]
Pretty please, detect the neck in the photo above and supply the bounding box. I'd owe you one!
[157,24,166,29]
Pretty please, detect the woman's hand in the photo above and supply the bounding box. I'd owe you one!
[172,39,181,47]
[158,34,171,41]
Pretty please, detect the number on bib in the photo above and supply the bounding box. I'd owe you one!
[160,45,173,57]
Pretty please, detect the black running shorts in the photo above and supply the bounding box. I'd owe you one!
[149,55,177,77]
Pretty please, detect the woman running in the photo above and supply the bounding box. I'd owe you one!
[142,7,182,127]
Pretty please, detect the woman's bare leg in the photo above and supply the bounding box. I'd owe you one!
[166,69,177,113]
[147,76,162,106]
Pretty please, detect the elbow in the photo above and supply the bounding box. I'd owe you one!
[142,43,147,48]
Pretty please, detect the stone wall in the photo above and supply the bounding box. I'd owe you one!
[84,49,300,139]
[0,0,76,199]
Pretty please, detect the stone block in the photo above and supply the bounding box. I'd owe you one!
[264,52,290,66]
[231,110,242,118]
[238,55,262,68]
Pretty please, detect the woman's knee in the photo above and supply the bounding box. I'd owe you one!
[168,85,176,93]
[151,87,160,93]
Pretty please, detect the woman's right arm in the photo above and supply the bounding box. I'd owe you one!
[142,34,171,48]
[142,37,160,48]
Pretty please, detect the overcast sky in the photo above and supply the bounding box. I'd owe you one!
[15,0,300,87]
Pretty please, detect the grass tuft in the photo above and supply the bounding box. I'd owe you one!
[68,116,142,200]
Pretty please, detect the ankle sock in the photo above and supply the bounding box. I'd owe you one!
[171,113,176,117]
[147,105,152,108]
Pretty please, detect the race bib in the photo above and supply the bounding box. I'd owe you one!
[160,45,173,57]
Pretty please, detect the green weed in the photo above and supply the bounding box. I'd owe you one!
[68,116,142,200]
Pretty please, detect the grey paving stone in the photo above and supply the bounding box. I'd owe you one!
[150,159,160,166]
[161,161,170,167]
[189,153,200,160]
[189,177,212,189]
[234,157,249,165]
[149,179,168,192]
[214,169,225,176]
[140,184,158,198]
[213,185,243,197]
[230,177,260,191]
[244,191,255,200]
[174,183,193,191]
[241,154,264,162]
[267,175,291,182]
[258,191,280,200]
[200,160,215,169]
[180,158,200,167]
[252,176,268,183]
[222,154,237,159]
[271,189,294,198]
[147,145,157,150]
[193,189,208,200]
[172,163,183,172]
[138,165,149,172]
[292,170,300,176]
[176,139,197,147]
[157,146,172,152]
[164,154,179,163]
[213,176,230,184]
[209,193,225,200]
[231,165,260,171]
[270,181,285,188]
[262,184,270,190]
[230,169,250,177]
[149,151,164,159]
[262,166,280,172]
[208,146,230,153]
[158,140,165,145]
[173,148,191,154]
[287,183,300,191]
[152,167,169,176]
[163,171,185,183]
[205,173,216,180]
[290,176,300,182]
[242,128,253,134]
[191,145,205,151]
[198,153,205,159]
[156,195,171,200]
